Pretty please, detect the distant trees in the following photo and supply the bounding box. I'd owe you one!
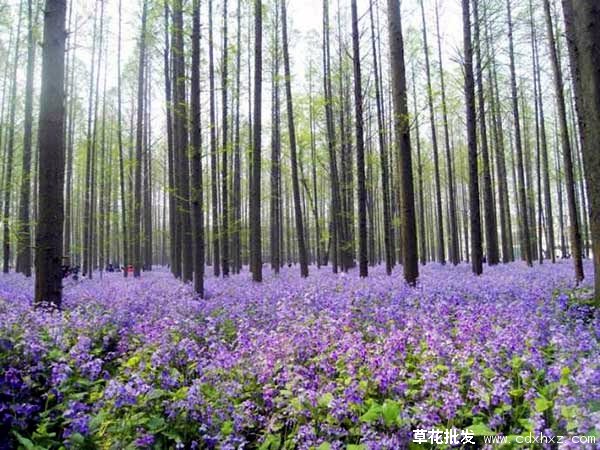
[0,0,596,298]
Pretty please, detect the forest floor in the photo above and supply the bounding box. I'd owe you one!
[1,261,599,449]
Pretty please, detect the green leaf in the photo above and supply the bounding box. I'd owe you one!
[347,445,366,450]
[534,396,552,413]
[468,422,495,436]
[359,403,381,423]
[519,418,534,432]
[318,392,334,408]
[317,443,332,450]
[258,433,281,450]
[382,400,400,426]
[221,420,234,436]
[147,416,166,432]
[124,355,140,368]
[11,431,36,450]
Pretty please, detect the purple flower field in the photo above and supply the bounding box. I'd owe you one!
[1,261,599,449]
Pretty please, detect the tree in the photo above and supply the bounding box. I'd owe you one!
[35,0,67,307]
[506,0,532,266]
[561,0,600,304]
[172,0,192,282]
[543,0,584,282]
[208,0,220,277]
[281,0,309,277]
[221,0,230,277]
[387,0,418,284]
[420,0,445,265]
[190,0,205,296]
[133,0,148,278]
[2,0,23,273]
[249,0,263,282]
[16,0,36,276]
[472,0,498,265]
[463,0,482,275]
[369,0,393,275]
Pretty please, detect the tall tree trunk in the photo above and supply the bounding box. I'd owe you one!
[350,0,368,278]
[369,0,392,275]
[232,0,242,273]
[562,0,600,304]
[543,0,584,281]
[473,0,498,265]
[35,0,67,307]
[2,0,23,273]
[387,0,418,284]
[221,0,230,276]
[190,0,205,296]
[270,0,281,273]
[506,0,532,266]
[419,0,445,265]
[133,0,147,278]
[172,0,192,282]
[322,0,341,274]
[411,65,427,266]
[208,0,220,277]
[163,0,177,277]
[249,0,263,282]
[463,0,483,275]
[281,0,309,277]
[16,0,36,276]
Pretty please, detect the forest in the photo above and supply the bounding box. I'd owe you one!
[0,0,599,448]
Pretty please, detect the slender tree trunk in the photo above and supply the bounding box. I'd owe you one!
[133,0,147,278]
[232,0,242,273]
[270,0,281,273]
[16,0,36,276]
[463,0,483,275]
[2,0,23,273]
[208,0,220,277]
[350,0,368,277]
[419,0,445,265]
[190,0,205,296]
[562,0,600,304]
[388,0,418,284]
[281,0,309,277]
[322,0,340,274]
[543,0,584,281]
[221,0,230,276]
[369,0,392,274]
[35,0,67,307]
[249,0,262,282]
[473,0,498,265]
[507,0,532,266]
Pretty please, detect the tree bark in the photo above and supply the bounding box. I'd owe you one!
[35,0,67,307]
[387,0,418,284]
[543,0,584,281]
[463,0,483,275]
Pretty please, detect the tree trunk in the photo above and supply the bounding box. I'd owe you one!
[16,0,36,276]
[35,0,67,307]
[463,0,483,275]
[281,0,309,277]
[543,0,584,281]
[506,0,532,266]
[190,0,205,296]
[561,0,600,303]
[473,0,498,265]
[221,0,230,277]
[249,0,263,282]
[350,0,368,278]
[387,0,418,284]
